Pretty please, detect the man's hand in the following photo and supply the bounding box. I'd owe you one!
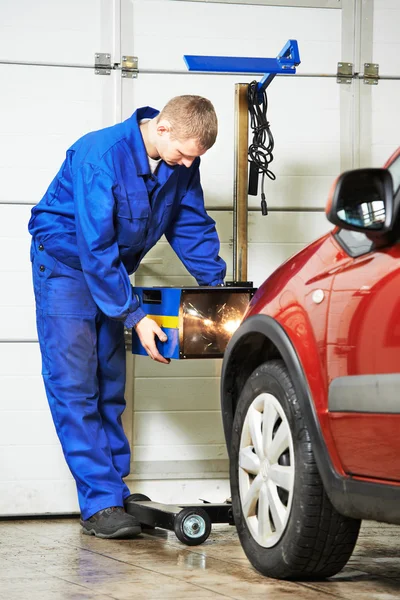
[134,317,170,364]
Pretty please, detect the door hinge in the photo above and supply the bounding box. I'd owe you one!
[121,56,138,79]
[94,52,112,75]
[363,63,379,85]
[337,62,353,84]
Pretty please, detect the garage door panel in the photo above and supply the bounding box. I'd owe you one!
[1,134,72,171]
[138,241,326,287]
[0,411,59,446]
[371,82,400,166]
[140,239,304,284]
[0,342,77,515]
[0,206,36,340]
[369,78,399,168]
[199,173,337,210]
[0,343,42,376]
[1,310,37,342]
[133,444,227,463]
[1,273,34,307]
[137,242,227,277]
[134,355,222,378]
[248,243,305,287]
[212,210,331,243]
[240,211,332,243]
[0,481,78,517]
[371,144,400,168]
[0,376,47,412]
[0,233,36,340]
[372,2,400,75]
[0,306,38,342]
[134,412,225,447]
[134,377,221,411]
[1,69,114,134]
[248,175,336,211]
[0,205,32,237]
[0,65,116,204]
[370,1,400,168]
[0,446,71,481]
[130,0,340,73]
[0,0,114,65]
[0,238,31,271]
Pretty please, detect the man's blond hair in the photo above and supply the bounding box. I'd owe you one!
[158,95,218,151]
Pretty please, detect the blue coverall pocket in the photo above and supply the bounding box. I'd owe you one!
[117,196,149,248]
[45,263,98,317]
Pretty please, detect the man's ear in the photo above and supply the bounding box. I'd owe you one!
[156,118,172,136]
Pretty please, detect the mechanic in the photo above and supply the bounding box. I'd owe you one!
[28,95,226,539]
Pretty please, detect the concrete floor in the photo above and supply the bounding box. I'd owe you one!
[0,519,399,599]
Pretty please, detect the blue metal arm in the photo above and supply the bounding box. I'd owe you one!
[184,39,300,98]
[257,39,300,94]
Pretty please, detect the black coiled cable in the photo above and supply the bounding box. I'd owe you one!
[248,80,276,215]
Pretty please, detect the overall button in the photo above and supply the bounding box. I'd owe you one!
[38,244,44,251]
[39,265,45,272]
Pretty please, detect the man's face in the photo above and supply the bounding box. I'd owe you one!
[155,120,207,168]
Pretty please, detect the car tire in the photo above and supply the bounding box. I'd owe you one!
[230,359,361,580]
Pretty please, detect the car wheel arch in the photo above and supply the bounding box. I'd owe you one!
[221,314,317,453]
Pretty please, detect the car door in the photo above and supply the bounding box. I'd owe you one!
[326,154,400,482]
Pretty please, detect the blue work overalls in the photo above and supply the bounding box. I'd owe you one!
[29,107,226,519]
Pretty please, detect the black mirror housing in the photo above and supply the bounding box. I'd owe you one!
[326,168,394,235]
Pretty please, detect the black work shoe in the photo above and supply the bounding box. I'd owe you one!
[80,506,141,539]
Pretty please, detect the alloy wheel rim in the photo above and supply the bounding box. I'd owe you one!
[238,392,295,548]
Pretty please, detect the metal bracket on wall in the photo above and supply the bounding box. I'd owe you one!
[363,63,379,85]
[121,56,138,78]
[337,62,353,84]
[94,52,112,75]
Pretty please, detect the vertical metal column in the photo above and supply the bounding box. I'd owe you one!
[233,83,249,282]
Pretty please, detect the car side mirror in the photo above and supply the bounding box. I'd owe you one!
[326,168,394,235]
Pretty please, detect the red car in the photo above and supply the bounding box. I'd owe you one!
[221,148,400,580]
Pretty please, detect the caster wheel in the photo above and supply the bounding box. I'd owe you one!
[174,508,212,546]
[127,494,154,529]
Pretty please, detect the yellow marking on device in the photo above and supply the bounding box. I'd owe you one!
[147,314,179,329]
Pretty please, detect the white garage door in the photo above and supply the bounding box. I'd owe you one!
[121,0,340,498]
[0,0,118,515]
[1,0,393,515]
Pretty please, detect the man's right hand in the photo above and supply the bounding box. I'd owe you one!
[134,317,170,364]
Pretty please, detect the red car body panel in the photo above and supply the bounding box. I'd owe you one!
[326,242,400,480]
[244,205,400,485]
